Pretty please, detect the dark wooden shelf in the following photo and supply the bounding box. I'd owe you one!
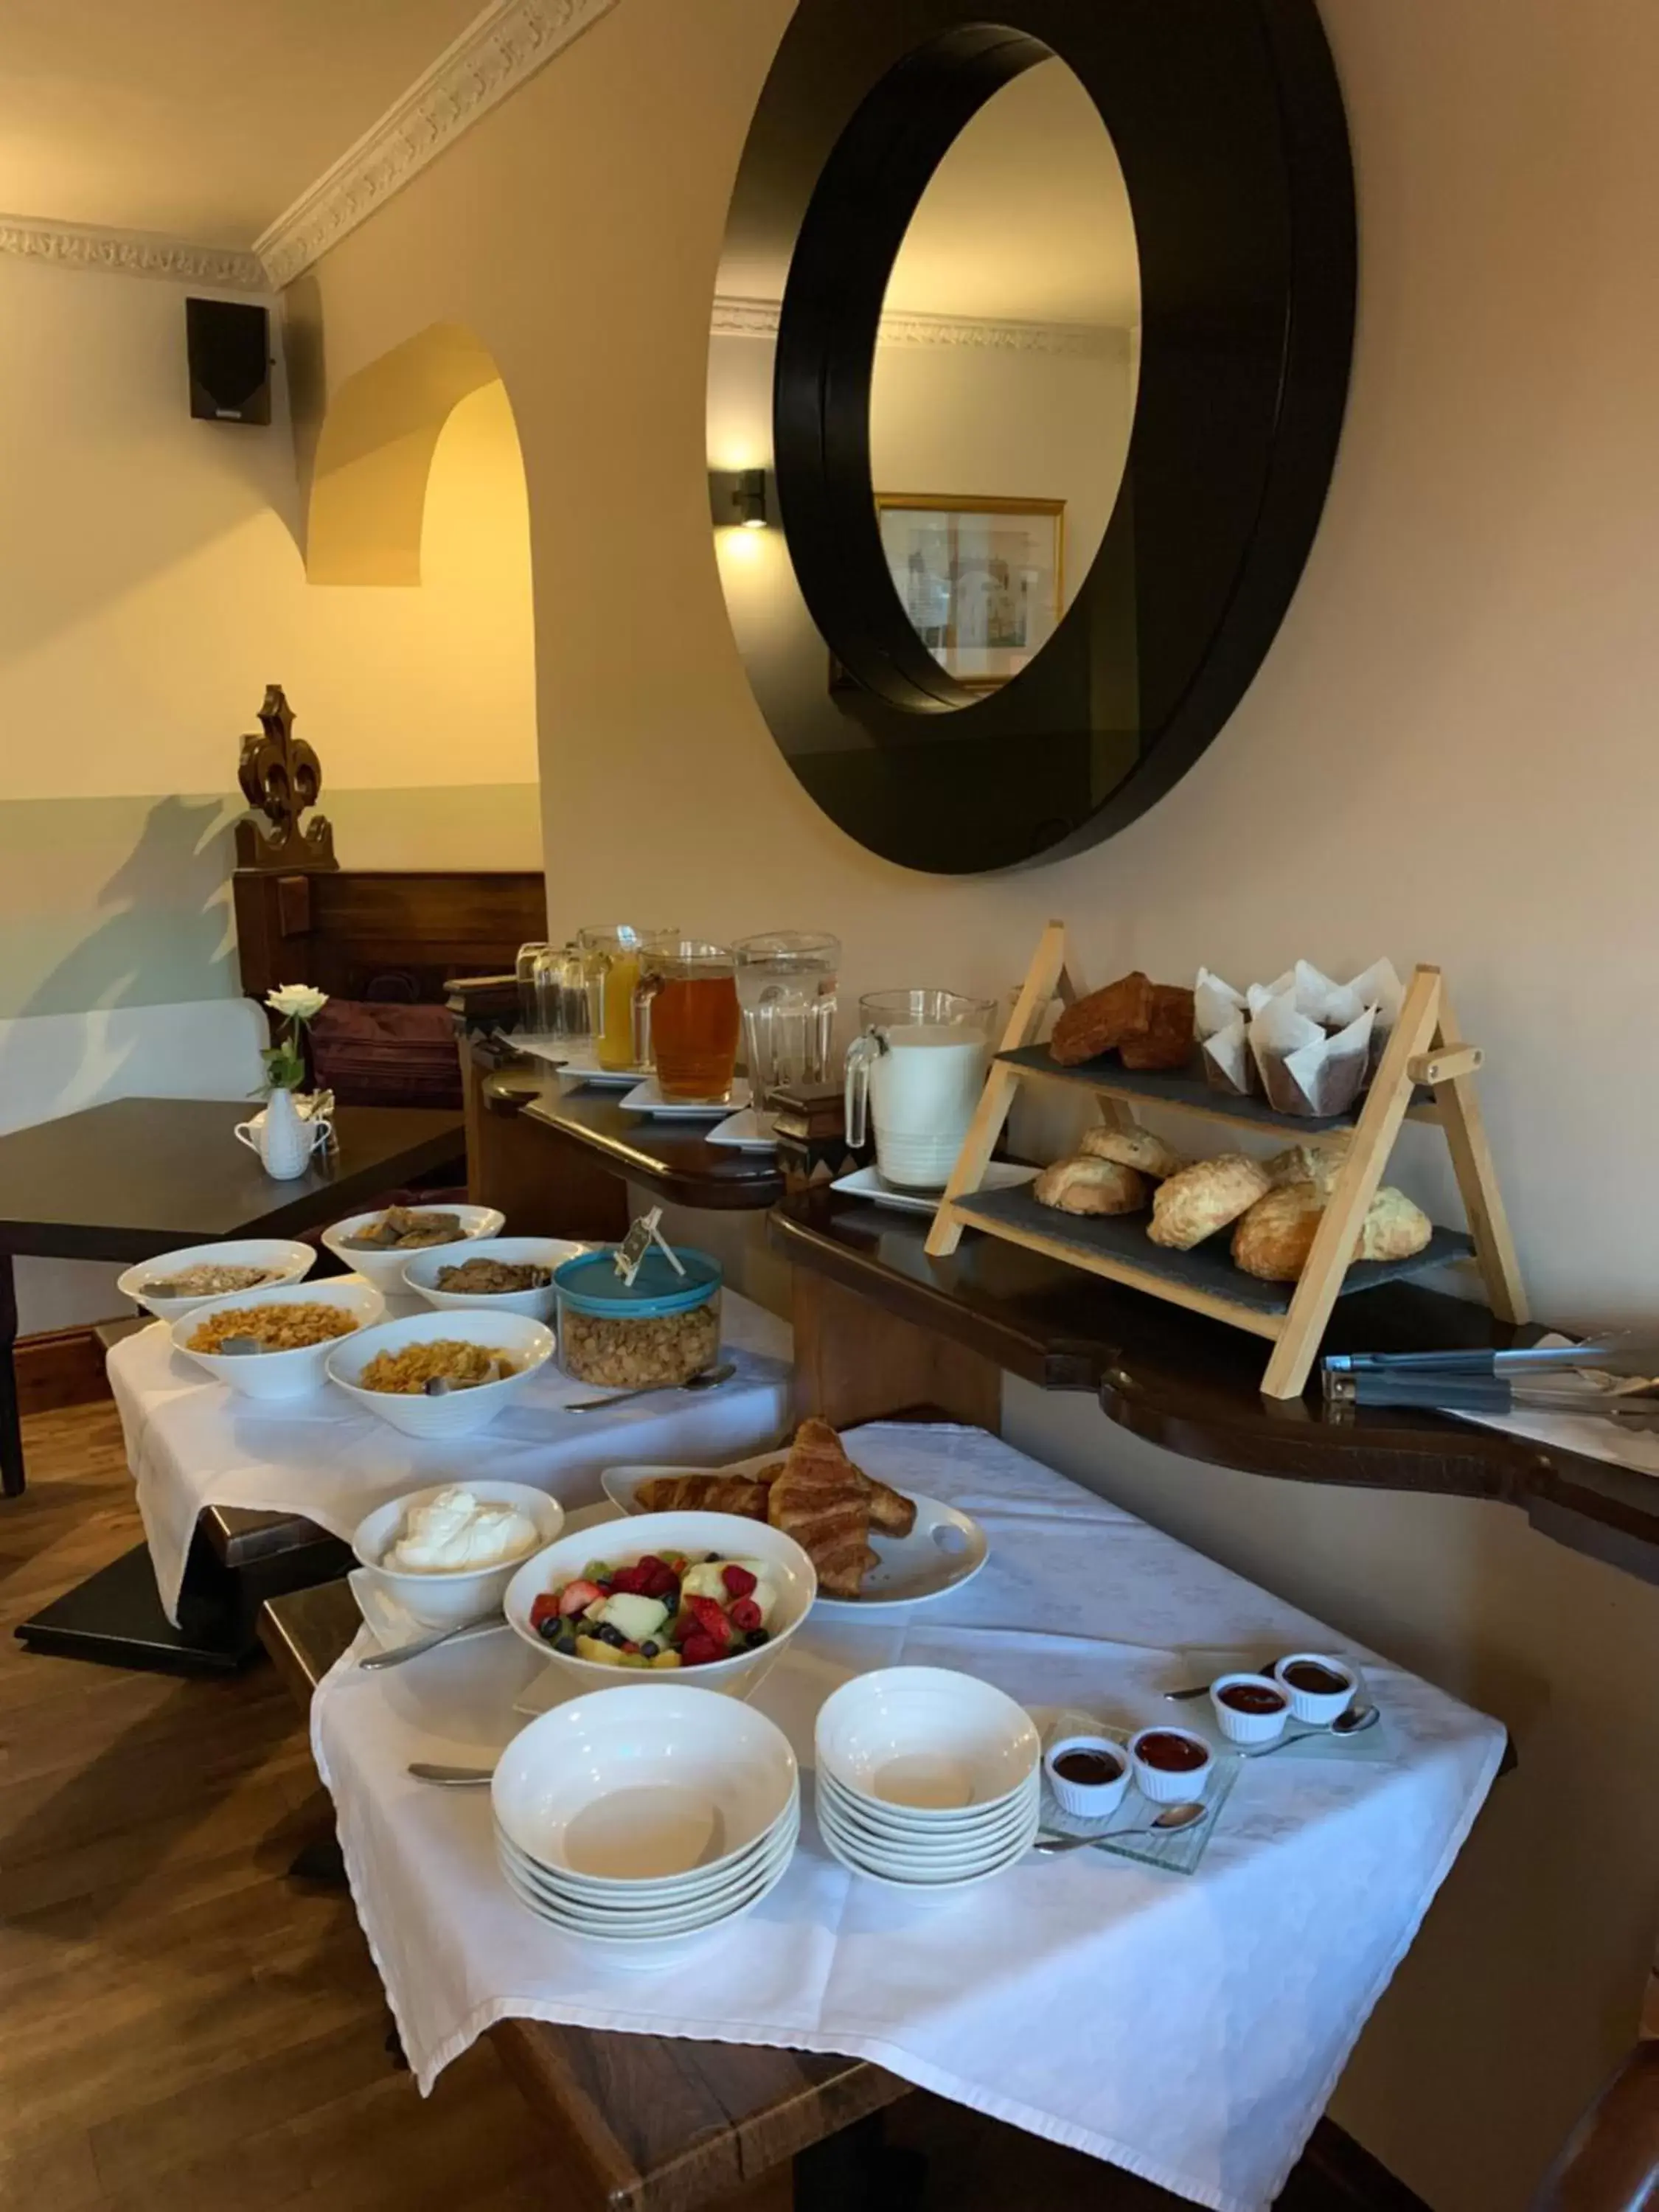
[995,1044,1439,1134]
[489,1068,784,1211]
[771,1189,1659,1588]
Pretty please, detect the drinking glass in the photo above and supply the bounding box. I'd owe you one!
[632,939,741,1102]
[516,941,551,1032]
[734,932,841,1104]
[533,945,591,1048]
[578,925,673,1074]
[844,989,998,1190]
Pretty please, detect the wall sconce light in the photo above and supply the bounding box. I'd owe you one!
[734,467,769,529]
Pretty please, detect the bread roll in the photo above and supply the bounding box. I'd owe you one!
[1232,1180,1433,1282]
[1357,1186,1433,1262]
[1231,1183,1325,1281]
[1147,1154,1272,1250]
[1080,1124,1187,1180]
[1263,1135,1352,1194]
[1032,1155,1149,1217]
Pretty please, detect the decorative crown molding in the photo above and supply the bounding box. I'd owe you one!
[0,212,266,291]
[254,0,620,288]
[711,294,1129,358]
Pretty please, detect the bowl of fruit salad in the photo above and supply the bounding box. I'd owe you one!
[503,1511,817,1701]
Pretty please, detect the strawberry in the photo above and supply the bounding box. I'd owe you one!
[529,1593,561,1629]
[637,1555,669,1581]
[556,1578,606,1618]
[681,1632,720,1666]
[721,1564,757,1599]
[728,1596,762,1633]
[686,1594,733,1649]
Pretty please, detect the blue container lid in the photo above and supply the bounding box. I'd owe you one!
[554,1245,722,1318]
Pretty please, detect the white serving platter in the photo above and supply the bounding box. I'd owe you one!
[599,1448,989,1612]
[620,1078,752,1118]
[830,1158,1037,1216]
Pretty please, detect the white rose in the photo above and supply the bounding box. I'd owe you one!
[266,984,329,1022]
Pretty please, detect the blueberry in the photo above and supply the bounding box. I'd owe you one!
[538,1616,561,1644]
[705,1552,720,1563]
[640,1641,660,1659]
[598,1623,625,1647]
[747,1628,769,1647]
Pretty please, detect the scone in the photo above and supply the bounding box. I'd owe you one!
[1080,1124,1188,1180]
[1048,973,1154,1066]
[1147,1153,1272,1249]
[1032,1155,1149,1217]
[1263,1135,1352,1194]
[1118,984,1197,1071]
[1232,1180,1433,1282]
[1357,1186,1432,1262]
[1232,1183,1325,1282]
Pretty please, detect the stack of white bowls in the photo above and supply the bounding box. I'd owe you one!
[492,1683,799,1963]
[814,1666,1042,1891]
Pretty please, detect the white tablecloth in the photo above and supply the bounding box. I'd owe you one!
[310,1423,1504,2212]
[110,1292,793,1622]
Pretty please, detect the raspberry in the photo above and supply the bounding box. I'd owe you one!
[686,1594,733,1649]
[728,1597,762,1632]
[721,1565,757,1599]
[681,1633,720,1666]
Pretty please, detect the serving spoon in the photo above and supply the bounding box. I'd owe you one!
[408,1762,495,1786]
[359,1615,504,1671]
[1032,1802,1208,1854]
[1248,1701,1380,1751]
[566,1360,737,1413]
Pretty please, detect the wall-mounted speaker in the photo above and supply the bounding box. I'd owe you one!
[186,297,271,425]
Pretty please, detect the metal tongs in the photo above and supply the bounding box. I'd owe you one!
[1323,1332,1659,1425]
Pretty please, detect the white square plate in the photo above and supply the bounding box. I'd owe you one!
[830,1159,1038,1217]
[707,1109,776,1150]
[620,1078,752,1117]
[556,1060,652,1087]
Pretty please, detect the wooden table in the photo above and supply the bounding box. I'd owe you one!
[4,1096,465,1668]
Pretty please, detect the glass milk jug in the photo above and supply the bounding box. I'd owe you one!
[844,990,997,1191]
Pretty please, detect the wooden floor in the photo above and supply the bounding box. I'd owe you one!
[0,1404,1388,2212]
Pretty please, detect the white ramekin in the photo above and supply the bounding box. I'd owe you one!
[1270,1652,1358,1728]
[1208,1672,1292,1747]
[1128,1725,1214,1804]
[1044,1735,1131,1820]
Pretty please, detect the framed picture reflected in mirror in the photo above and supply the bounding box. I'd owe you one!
[875,494,1065,692]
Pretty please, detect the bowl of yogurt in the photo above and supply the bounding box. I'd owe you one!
[352,1481,566,1630]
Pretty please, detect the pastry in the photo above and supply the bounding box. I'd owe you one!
[634,1475,769,1518]
[1231,1180,1433,1282]
[1079,1124,1188,1180]
[1118,984,1197,1071]
[1032,1155,1149,1217]
[767,1419,877,1597]
[1357,1186,1433,1263]
[1147,1153,1272,1249]
[1263,1135,1351,1194]
[1048,973,1154,1066]
[1231,1182,1326,1281]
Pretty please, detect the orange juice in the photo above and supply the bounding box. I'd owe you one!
[591,949,641,1070]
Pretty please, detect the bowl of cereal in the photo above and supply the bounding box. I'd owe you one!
[400,1237,587,1324]
[320,1202,505,1295]
[173,1278,386,1399]
[119,1239,316,1324]
[552,1247,723,1392]
[327,1308,555,1437]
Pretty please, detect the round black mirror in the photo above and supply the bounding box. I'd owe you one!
[710,0,1354,876]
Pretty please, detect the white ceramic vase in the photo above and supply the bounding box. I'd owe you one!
[253,1085,312,1180]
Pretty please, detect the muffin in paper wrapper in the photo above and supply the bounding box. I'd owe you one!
[1195,970,1254,1095]
[1251,987,1376,1118]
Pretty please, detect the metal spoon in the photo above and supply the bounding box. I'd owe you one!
[1032,1802,1209,1854]
[565,1360,738,1413]
[408,1762,495,1786]
[359,1614,505,1671]
[1248,1701,1380,1753]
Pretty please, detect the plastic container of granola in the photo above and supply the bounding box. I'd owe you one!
[552,1246,724,1390]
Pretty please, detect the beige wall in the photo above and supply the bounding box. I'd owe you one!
[293,2,1659,2202]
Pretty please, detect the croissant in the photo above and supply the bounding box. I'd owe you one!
[634,1475,769,1518]
[768,1419,876,1597]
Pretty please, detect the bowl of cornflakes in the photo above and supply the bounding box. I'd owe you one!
[173,1279,386,1399]
[326,1308,555,1436]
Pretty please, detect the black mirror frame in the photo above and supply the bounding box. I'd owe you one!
[716,0,1356,874]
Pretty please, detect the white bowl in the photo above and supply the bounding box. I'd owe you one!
[320,1202,504,1295]
[400,1236,587,1322]
[816,1767,1037,1839]
[1208,1673,1292,1747]
[498,1844,793,1958]
[351,1481,566,1631]
[1129,1725,1215,1805]
[118,1239,316,1324]
[326,1308,554,1437]
[1270,1653,1359,1727]
[818,1776,1036,1862]
[492,1683,799,1885]
[818,1801,1040,1891]
[173,1277,386,1399]
[814,1667,1041,1816]
[1043,1736,1133,1819]
[504,1510,816,1701]
[499,1811,799,1927]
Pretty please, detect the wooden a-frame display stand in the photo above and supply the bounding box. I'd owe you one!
[925,923,1527,1400]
